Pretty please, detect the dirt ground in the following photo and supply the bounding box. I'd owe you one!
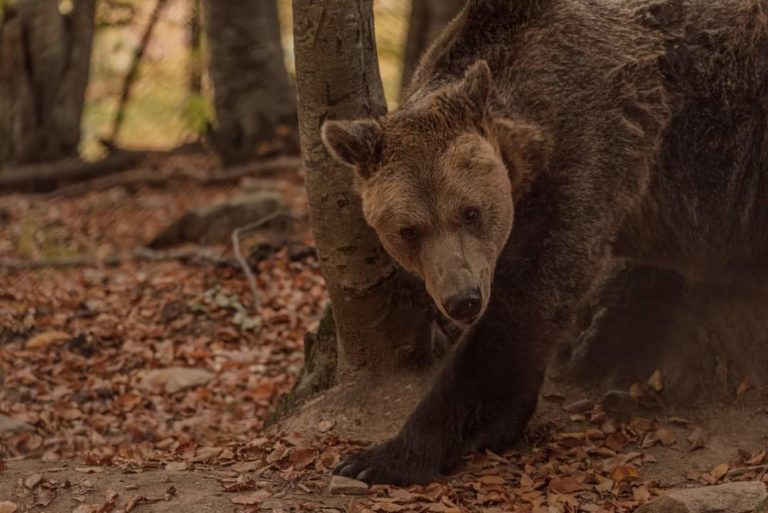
[3,156,768,513]
[3,381,767,513]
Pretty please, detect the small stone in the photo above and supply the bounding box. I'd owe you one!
[328,475,369,495]
[24,473,43,489]
[141,367,213,394]
[688,427,708,450]
[318,419,335,433]
[0,502,17,513]
[0,414,33,434]
[636,481,767,513]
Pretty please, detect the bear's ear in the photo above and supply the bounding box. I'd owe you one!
[321,119,383,178]
[494,119,552,199]
[459,60,493,112]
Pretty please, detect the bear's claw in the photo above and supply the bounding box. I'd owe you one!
[333,439,441,486]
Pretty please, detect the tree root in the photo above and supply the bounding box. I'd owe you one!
[0,247,237,271]
[2,147,302,196]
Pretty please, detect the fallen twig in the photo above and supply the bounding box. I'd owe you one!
[231,211,288,311]
[0,247,235,271]
[124,485,176,513]
[40,155,302,199]
[726,463,768,478]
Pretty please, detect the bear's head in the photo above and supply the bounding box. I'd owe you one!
[322,60,551,325]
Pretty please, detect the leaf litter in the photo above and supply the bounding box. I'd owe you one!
[1,155,766,512]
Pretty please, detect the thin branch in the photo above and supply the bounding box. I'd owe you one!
[109,0,170,145]
[231,211,292,311]
[726,463,768,479]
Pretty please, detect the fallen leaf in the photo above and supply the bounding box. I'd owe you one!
[647,370,664,392]
[548,476,586,494]
[374,500,406,512]
[231,492,268,505]
[737,378,751,396]
[478,475,505,485]
[605,432,627,452]
[611,465,640,482]
[633,485,652,504]
[287,447,316,470]
[746,450,767,465]
[710,463,729,481]
[0,502,17,513]
[563,399,594,413]
[26,331,70,348]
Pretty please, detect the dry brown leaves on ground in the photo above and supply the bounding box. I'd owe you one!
[1,155,765,512]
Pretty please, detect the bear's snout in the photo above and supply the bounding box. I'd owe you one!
[443,287,483,323]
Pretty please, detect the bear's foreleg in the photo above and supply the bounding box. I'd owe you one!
[334,205,622,485]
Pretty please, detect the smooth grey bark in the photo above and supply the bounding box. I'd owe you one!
[293,0,435,380]
[202,0,297,166]
[0,0,96,166]
[400,0,464,99]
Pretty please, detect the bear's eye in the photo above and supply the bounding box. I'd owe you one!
[399,226,419,242]
[463,207,480,224]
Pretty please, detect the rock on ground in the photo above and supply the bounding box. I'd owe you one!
[148,193,292,247]
[0,414,33,434]
[328,475,369,495]
[140,367,213,394]
[636,481,767,513]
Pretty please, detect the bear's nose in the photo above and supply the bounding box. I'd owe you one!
[443,288,482,323]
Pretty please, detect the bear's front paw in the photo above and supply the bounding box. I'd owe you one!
[334,438,442,486]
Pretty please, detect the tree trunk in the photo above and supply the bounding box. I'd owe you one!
[0,0,96,167]
[292,0,436,384]
[202,0,297,166]
[400,0,464,99]
[187,0,202,97]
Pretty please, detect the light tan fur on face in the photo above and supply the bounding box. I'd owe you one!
[321,61,550,322]
[362,133,514,321]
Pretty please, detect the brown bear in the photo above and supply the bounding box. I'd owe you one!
[321,0,768,485]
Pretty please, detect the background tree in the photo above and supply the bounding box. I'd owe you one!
[291,0,436,395]
[400,0,464,98]
[0,0,96,166]
[202,0,297,167]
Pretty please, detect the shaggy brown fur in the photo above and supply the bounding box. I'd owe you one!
[322,0,768,485]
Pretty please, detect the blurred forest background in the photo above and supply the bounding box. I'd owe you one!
[80,0,411,160]
[1,0,418,162]
[4,1,768,512]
